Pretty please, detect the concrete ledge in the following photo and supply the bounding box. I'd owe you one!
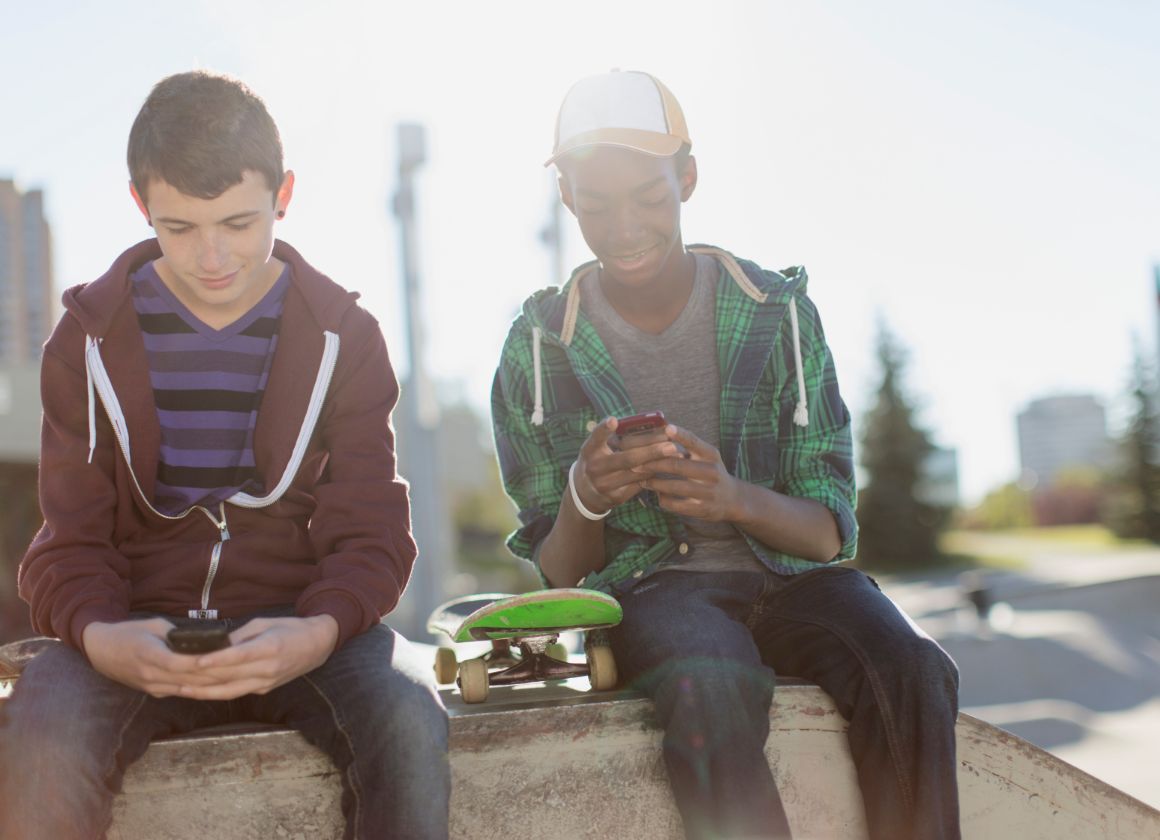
[98,679,1160,840]
[445,680,865,839]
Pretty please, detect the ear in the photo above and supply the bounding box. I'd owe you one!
[557,174,577,217]
[128,181,151,225]
[679,155,698,203]
[275,170,295,218]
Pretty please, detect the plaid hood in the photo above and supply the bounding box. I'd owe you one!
[519,245,812,432]
[492,244,857,594]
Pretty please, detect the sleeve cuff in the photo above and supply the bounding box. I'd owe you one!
[298,591,372,650]
[67,602,130,655]
[783,484,858,561]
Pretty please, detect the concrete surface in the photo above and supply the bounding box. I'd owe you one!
[8,532,1160,836]
[95,678,1160,840]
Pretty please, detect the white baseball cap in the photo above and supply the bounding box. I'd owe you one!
[545,70,691,167]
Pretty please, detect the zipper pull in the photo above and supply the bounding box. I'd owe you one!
[217,502,230,541]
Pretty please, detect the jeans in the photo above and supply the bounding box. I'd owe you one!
[0,619,449,840]
[609,566,960,840]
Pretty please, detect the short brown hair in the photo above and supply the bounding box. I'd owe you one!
[127,71,284,203]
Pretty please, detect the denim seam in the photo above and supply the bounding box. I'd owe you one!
[744,571,779,632]
[301,671,365,838]
[766,609,915,812]
[98,690,149,831]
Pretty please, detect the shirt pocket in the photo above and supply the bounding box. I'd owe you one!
[544,409,601,469]
[736,375,780,485]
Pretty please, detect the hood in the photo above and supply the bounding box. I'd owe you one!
[519,244,807,339]
[520,244,814,429]
[62,238,361,338]
[73,239,348,518]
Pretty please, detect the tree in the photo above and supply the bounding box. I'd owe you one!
[452,459,538,593]
[855,321,949,570]
[962,481,1034,530]
[1031,467,1103,527]
[1103,344,1160,541]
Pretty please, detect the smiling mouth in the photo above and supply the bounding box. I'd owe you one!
[197,271,238,286]
[610,244,658,262]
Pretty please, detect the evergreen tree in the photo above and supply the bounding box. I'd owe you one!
[856,321,949,570]
[1103,344,1160,541]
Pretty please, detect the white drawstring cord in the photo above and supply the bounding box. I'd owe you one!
[229,331,341,507]
[788,298,809,427]
[85,337,99,462]
[530,326,544,426]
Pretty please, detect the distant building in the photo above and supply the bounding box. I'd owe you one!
[0,180,54,363]
[1016,395,1111,487]
[918,446,960,508]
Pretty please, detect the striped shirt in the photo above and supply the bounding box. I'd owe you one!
[131,262,289,514]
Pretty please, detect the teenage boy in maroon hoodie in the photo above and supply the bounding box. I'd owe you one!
[0,71,449,839]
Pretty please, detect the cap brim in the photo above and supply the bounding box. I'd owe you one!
[544,128,685,167]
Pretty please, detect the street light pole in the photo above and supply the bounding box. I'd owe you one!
[539,178,564,287]
[391,123,448,641]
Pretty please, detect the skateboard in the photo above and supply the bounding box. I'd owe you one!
[427,593,577,678]
[425,588,623,703]
[427,593,522,684]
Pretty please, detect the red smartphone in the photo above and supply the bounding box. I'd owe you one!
[167,625,231,654]
[616,411,667,436]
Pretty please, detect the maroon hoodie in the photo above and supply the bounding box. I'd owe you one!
[18,239,417,652]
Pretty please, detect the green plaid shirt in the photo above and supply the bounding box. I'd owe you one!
[491,245,857,594]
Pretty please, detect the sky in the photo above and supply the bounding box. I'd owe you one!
[2,0,1158,504]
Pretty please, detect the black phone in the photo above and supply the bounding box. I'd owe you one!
[616,411,667,436]
[166,625,231,654]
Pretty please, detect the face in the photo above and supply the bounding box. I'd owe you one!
[559,146,696,291]
[132,170,294,328]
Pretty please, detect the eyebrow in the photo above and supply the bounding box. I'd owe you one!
[577,175,668,200]
[153,210,262,226]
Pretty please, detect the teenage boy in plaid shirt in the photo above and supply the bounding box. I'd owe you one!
[491,70,961,840]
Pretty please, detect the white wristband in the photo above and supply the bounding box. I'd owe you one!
[568,461,610,521]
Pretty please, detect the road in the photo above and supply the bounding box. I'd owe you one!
[880,535,1160,809]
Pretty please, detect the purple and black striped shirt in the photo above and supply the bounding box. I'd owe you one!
[131,262,289,514]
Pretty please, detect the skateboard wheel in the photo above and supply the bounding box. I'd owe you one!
[434,647,458,684]
[459,657,489,703]
[546,642,568,662]
[586,645,617,691]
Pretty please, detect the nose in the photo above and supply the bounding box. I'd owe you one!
[195,229,228,275]
[609,201,645,242]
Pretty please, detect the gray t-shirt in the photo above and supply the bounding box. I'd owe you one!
[581,253,763,574]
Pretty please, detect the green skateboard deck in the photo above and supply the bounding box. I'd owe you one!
[426,588,623,703]
[451,588,621,642]
[426,593,513,639]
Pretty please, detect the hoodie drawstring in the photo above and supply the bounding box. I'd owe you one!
[530,264,593,427]
[530,326,545,426]
[788,298,809,427]
[689,246,808,427]
[85,337,99,462]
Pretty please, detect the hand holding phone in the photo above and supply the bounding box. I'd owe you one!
[615,410,691,464]
[616,411,666,436]
[166,625,231,654]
